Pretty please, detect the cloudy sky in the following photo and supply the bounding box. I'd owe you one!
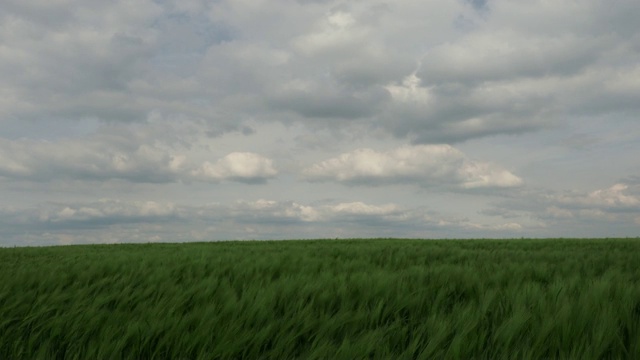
[1,0,639,246]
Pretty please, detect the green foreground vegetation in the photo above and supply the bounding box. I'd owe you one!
[1,238,640,359]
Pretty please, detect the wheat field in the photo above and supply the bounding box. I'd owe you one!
[1,238,639,359]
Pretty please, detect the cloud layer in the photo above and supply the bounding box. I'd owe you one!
[1,0,639,245]
[3,0,638,142]
[0,198,529,246]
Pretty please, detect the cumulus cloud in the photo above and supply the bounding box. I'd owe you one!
[0,130,277,184]
[303,144,522,189]
[191,153,277,184]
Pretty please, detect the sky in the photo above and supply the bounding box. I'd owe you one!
[1,0,639,246]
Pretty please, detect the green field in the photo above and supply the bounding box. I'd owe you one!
[1,239,639,359]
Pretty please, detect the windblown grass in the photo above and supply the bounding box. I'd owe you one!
[1,238,639,359]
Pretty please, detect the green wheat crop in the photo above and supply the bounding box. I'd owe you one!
[1,238,639,359]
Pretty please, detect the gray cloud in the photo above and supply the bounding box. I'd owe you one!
[0,198,526,246]
[545,183,640,214]
[2,0,638,144]
[35,200,180,229]
[269,83,389,120]
[0,0,161,122]
[419,33,604,84]
[1,0,639,245]
[481,182,640,237]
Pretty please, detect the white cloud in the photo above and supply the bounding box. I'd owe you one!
[457,161,524,189]
[550,183,640,210]
[38,199,179,224]
[0,129,277,184]
[303,144,523,189]
[585,184,640,207]
[330,202,398,216]
[191,152,277,184]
